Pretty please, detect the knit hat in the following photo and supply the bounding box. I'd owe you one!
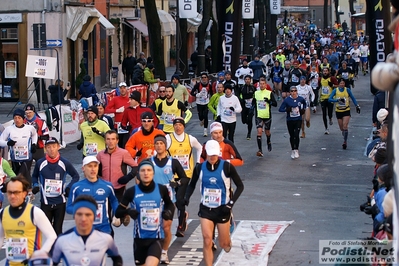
[87,105,99,117]
[225,71,232,76]
[137,160,155,181]
[154,134,167,146]
[24,103,35,112]
[171,74,180,82]
[130,91,142,102]
[13,109,25,118]
[173,117,185,127]
[147,63,154,70]
[141,112,154,120]
[210,122,223,133]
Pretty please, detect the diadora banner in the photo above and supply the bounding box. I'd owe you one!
[179,0,197,19]
[223,0,242,72]
[366,0,392,94]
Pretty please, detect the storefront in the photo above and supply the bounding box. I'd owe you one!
[0,13,23,101]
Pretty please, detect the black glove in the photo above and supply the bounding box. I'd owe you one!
[31,144,37,154]
[372,179,379,192]
[136,148,143,157]
[127,208,139,220]
[118,174,133,185]
[267,77,271,81]
[64,187,70,197]
[184,101,189,107]
[39,135,50,141]
[356,105,361,114]
[7,140,16,147]
[264,97,270,103]
[229,107,235,112]
[77,143,83,150]
[221,203,233,215]
[169,179,179,188]
[216,116,221,122]
[162,209,173,220]
[286,106,292,113]
[32,186,40,195]
[91,127,102,136]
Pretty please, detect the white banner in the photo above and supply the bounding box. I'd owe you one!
[242,0,255,19]
[25,55,57,79]
[270,0,281,15]
[179,0,197,19]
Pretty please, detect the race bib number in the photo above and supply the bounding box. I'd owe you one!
[284,77,288,84]
[164,114,175,125]
[85,143,98,156]
[337,98,347,109]
[203,188,222,208]
[361,51,367,57]
[257,100,266,110]
[224,108,233,116]
[342,72,349,79]
[244,98,252,108]
[311,80,318,88]
[15,146,28,160]
[322,86,330,95]
[174,155,189,170]
[140,208,160,231]
[94,203,103,224]
[44,179,62,197]
[290,106,300,118]
[6,238,28,261]
[115,122,128,134]
[291,75,299,83]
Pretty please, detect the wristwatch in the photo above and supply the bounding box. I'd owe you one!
[229,200,234,205]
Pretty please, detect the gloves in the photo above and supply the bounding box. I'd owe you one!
[118,174,133,185]
[64,187,70,197]
[31,144,37,154]
[184,101,189,107]
[136,148,143,157]
[91,127,102,136]
[116,106,125,113]
[32,186,40,195]
[229,107,235,112]
[372,179,379,192]
[216,116,221,122]
[162,209,173,220]
[127,208,139,220]
[264,97,270,103]
[286,106,292,113]
[221,203,233,215]
[7,139,16,147]
[77,143,83,150]
[169,179,179,188]
[356,105,361,114]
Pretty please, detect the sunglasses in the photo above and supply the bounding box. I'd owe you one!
[290,90,297,92]
[142,119,153,122]
[159,90,166,93]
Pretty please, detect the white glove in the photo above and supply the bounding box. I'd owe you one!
[116,106,125,113]
[112,216,121,227]
[31,249,49,259]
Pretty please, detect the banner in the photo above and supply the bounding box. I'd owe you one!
[223,0,242,72]
[179,0,197,19]
[270,0,281,15]
[25,55,57,79]
[366,0,392,94]
[242,0,255,19]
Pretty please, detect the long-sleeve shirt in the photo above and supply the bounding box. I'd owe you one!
[121,106,159,133]
[125,127,165,163]
[172,83,189,103]
[208,92,224,118]
[166,132,203,164]
[217,94,242,123]
[0,124,38,162]
[104,94,130,126]
[278,95,307,121]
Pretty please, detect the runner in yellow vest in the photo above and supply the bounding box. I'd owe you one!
[319,68,338,134]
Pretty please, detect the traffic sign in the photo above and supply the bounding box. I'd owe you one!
[46,39,63,47]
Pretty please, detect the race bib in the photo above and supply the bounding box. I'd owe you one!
[361,51,367,57]
[322,86,330,95]
[290,106,300,117]
[44,179,62,197]
[94,203,103,224]
[203,188,222,208]
[85,143,98,156]
[173,155,189,170]
[342,72,349,79]
[291,75,299,83]
[15,146,28,160]
[245,98,253,108]
[164,114,175,125]
[257,100,266,110]
[284,77,288,84]
[115,122,128,134]
[6,238,28,262]
[337,98,347,109]
[224,108,233,116]
[140,208,160,231]
[311,80,318,88]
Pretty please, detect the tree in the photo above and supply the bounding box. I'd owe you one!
[143,0,166,80]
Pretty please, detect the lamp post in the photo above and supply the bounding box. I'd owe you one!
[175,0,182,76]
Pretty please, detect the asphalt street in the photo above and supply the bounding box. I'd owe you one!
[0,73,376,265]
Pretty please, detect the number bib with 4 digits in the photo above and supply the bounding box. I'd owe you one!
[258,101,266,110]
[291,75,299,83]
[203,188,222,208]
[140,208,160,230]
[174,155,189,170]
[6,238,28,261]
[15,146,29,160]
[224,108,233,116]
[290,107,300,117]
[85,143,98,156]
[94,204,103,224]
[322,86,330,95]
[245,99,253,108]
[164,114,175,125]
[44,179,62,197]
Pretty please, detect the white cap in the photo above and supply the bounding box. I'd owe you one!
[377,108,388,123]
[119,82,127,87]
[83,156,100,166]
[205,140,220,156]
[278,49,283,53]
[210,122,223,133]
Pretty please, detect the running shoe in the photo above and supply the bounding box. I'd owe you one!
[312,108,316,114]
[342,142,347,150]
[291,151,295,159]
[267,142,272,152]
[176,211,189,237]
[212,240,217,251]
[224,241,232,253]
[161,251,170,264]
[324,129,329,135]
[294,150,299,159]
[203,128,208,137]
[256,150,263,157]
[300,132,305,138]
[246,134,251,140]
[306,121,310,128]
[329,119,333,126]
[200,120,204,126]
[122,215,130,226]
[176,226,185,237]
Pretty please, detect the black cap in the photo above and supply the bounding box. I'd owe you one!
[127,50,132,54]
[141,112,154,120]
[130,91,142,102]
[173,117,185,127]
[87,105,99,117]
[45,137,59,145]
[24,103,35,112]
[171,74,180,81]
[147,63,154,70]
[13,109,25,118]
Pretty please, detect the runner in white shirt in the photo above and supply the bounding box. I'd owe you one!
[359,42,369,75]
[349,42,361,77]
[296,76,315,139]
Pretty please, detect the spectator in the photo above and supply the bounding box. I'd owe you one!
[79,75,98,104]
[122,50,137,86]
[133,60,145,85]
[48,79,70,106]
[144,63,159,86]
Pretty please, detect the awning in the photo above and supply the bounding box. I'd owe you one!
[280,6,309,13]
[157,10,176,36]
[66,6,115,41]
[187,13,203,33]
[126,19,149,36]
